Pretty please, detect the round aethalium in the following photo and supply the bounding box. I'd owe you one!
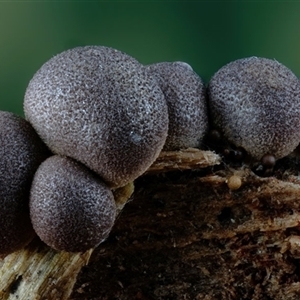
[24,46,169,188]
[208,57,300,161]
[146,61,208,150]
[0,111,49,255]
[29,155,117,252]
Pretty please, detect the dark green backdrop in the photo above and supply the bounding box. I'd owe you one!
[1,2,299,116]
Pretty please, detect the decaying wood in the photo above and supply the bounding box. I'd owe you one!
[2,149,300,299]
[146,148,221,174]
[71,156,300,300]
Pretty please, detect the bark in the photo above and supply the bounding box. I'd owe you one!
[2,149,300,299]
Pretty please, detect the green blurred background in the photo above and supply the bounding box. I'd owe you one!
[0,2,300,116]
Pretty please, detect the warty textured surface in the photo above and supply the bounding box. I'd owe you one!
[29,155,116,252]
[147,61,208,150]
[24,46,169,187]
[0,111,49,255]
[208,57,300,160]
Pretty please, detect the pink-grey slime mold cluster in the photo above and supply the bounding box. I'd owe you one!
[1,46,300,254]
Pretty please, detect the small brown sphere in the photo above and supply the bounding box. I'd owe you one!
[0,111,49,255]
[227,175,242,191]
[29,155,117,252]
[146,61,208,150]
[24,46,169,188]
[208,57,300,160]
[261,153,276,168]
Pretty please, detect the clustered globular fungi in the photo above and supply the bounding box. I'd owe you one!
[0,47,300,255]
[208,57,300,163]
[0,111,49,255]
[30,156,116,252]
[24,46,169,188]
[146,61,209,150]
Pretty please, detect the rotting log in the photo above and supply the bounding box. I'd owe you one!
[3,148,300,299]
[71,152,300,300]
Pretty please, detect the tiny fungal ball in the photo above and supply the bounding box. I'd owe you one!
[24,46,169,188]
[29,155,116,252]
[208,57,300,161]
[146,61,208,150]
[261,153,276,168]
[208,129,222,144]
[227,175,242,191]
[0,111,49,255]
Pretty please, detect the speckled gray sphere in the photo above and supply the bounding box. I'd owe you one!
[29,155,116,252]
[24,46,169,188]
[0,111,49,255]
[208,57,300,160]
[146,61,208,150]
